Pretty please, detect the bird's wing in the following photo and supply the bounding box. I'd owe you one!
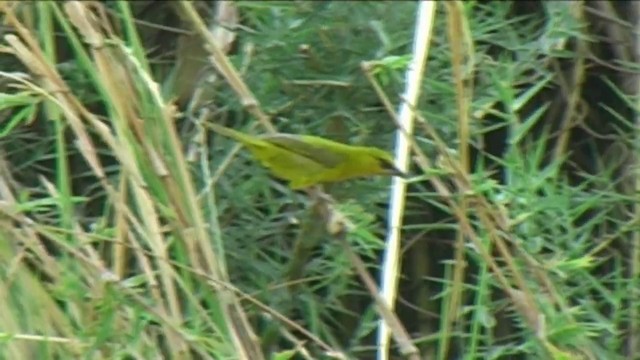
[262,134,344,168]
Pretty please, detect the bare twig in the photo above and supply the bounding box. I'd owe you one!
[177,2,274,133]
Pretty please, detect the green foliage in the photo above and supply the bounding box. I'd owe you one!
[0,1,638,359]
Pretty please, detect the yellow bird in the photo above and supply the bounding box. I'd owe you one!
[208,123,405,189]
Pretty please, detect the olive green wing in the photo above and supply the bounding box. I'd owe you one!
[261,134,346,168]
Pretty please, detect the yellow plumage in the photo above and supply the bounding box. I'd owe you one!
[208,123,404,189]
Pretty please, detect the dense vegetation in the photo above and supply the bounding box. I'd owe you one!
[0,1,638,359]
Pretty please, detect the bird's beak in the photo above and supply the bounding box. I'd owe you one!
[388,166,409,178]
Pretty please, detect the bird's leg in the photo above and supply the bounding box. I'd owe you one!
[306,185,335,205]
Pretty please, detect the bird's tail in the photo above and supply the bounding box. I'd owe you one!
[207,123,262,146]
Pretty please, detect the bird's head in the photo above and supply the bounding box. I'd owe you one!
[363,148,407,178]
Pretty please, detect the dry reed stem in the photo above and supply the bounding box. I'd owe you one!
[178,1,418,358]
[0,1,262,358]
[443,3,472,358]
[363,62,549,337]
